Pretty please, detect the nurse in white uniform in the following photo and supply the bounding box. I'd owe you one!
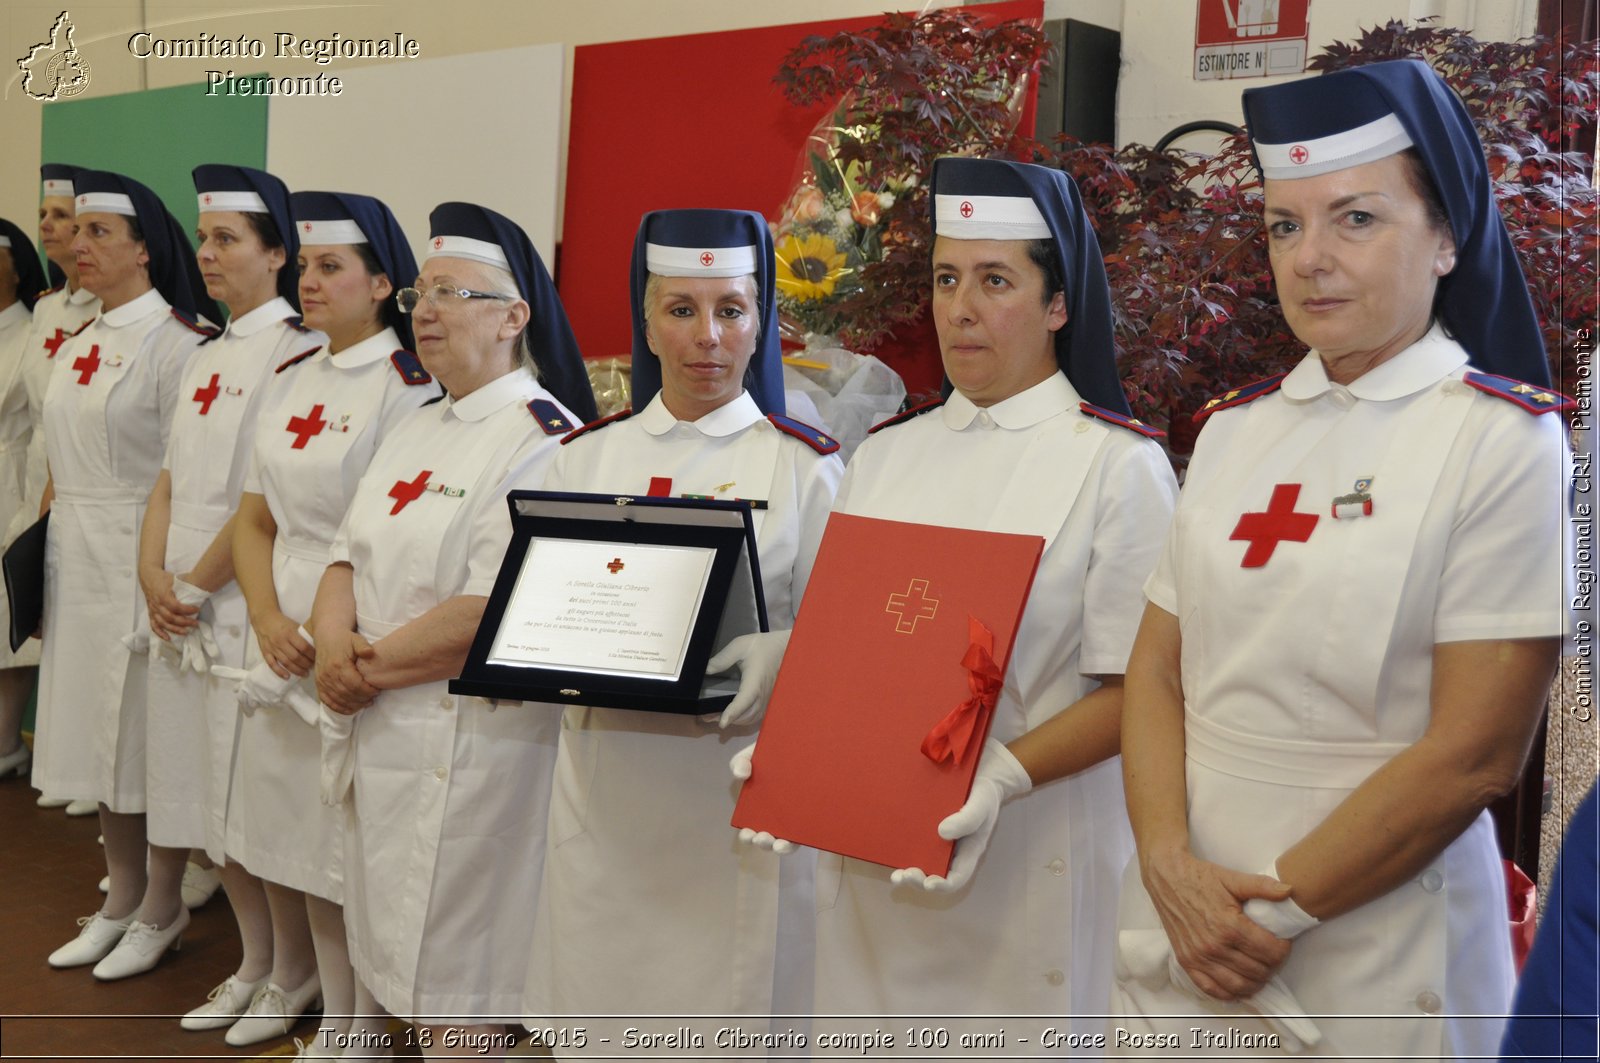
[1111,59,1569,1059]
[311,201,594,1057]
[103,166,323,994]
[12,165,101,801]
[200,192,436,1052]
[0,216,49,774]
[741,157,1176,1038]
[525,209,842,1030]
[37,169,218,971]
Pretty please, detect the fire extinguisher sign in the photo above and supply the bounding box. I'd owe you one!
[1194,0,1311,81]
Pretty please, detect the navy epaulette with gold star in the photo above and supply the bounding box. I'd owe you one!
[37,284,63,299]
[171,307,220,338]
[69,318,93,338]
[284,315,314,334]
[867,397,946,435]
[768,413,839,454]
[1079,401,1166,439]
[528,399,575,435]
[1463,372,1575,415]
[1194,374,1287,424]
[389,350,432,386]
[560,408,633,445]
[275,347,321,373]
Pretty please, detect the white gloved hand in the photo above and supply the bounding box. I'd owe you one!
[890,737,1031,893]
[706,630,791,729]
[729,741,795,854]
[179,621,220,673]
[121,612,152,655]
[169,579,217,673]
[320,706,357,807]
[216,634,323,727]
[1116,928,1322,1053]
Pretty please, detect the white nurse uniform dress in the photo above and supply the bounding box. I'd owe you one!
[31,289,206,807]
[813,371,1176,1035]
[145,296,323,859]
[525,391,842,1026]
[1109,326,1571,1059]
[333,368,572,1020]
[224,329,437,899]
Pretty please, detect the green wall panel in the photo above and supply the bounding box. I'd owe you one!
[40,78,268,252]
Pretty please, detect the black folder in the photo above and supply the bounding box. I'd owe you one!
[3,513,48,652]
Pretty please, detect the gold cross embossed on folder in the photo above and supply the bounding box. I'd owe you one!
[886,579,940,634]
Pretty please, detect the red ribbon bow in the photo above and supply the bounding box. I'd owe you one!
[920,616,1001,766]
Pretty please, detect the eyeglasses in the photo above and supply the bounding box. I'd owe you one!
[395,284,513,314]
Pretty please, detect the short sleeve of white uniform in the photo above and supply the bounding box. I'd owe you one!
[1082,432,1179,675]
[1433,403,1571,643]
[786,449,844,609]
[461,430,565,598]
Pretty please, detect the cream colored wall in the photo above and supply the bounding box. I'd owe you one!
[1,0,1542,236]
[1047,0,1539,148]
[0,0,931,235]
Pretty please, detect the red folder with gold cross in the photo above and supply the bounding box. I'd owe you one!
[732,513,1042,875]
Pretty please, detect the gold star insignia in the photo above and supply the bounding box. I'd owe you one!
[1224,389,1240,400]
[1534,392,1556,404]
[1511,383,1538,394]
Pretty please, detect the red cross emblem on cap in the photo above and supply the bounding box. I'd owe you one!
[203,193,213,204]
[77,196,88,208]
[433,237,444,249]
[302,222,313,232]
[1288,145,1309,165]
[959,200,974,218]
[700,251,715,267]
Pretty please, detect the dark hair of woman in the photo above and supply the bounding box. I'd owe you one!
[351,241,407,339]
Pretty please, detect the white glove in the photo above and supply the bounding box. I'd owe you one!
[213,630,323,728]
[320,706,357,807]
[1242,867,1321,940]
[889,737,1031,893]
[729,741,795,854]
[168,579,218,673]
[706,630,791,728]
[121,624,151,655]
[1116,929,1322,1053]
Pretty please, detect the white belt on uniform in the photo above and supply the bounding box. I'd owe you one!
[275,532,332,565]
[1184,710,1410,790]
[52,483,149,506]
[169,499,231,535]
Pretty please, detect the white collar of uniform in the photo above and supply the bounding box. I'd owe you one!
[330,326,401,369]
[941,370,1077,430]
[100,287,169,328]
[66,284,99,307]
[636,390,763,438]
[0,301,28,331]
[1281,323,1467,404]
[224,296,296,339]
[447,365,539,423]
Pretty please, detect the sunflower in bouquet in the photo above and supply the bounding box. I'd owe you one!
[771,9,1049,351]
[773,164,897,337]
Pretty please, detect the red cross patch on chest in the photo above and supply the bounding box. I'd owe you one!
[71,345,101,385]
[44,328,69,359]
[1230,483,1320,568]
[192,373,221,415]
[388,470,431,515]
[286,404,327,449]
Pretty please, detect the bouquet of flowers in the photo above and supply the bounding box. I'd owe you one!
[770,9,1050,352]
